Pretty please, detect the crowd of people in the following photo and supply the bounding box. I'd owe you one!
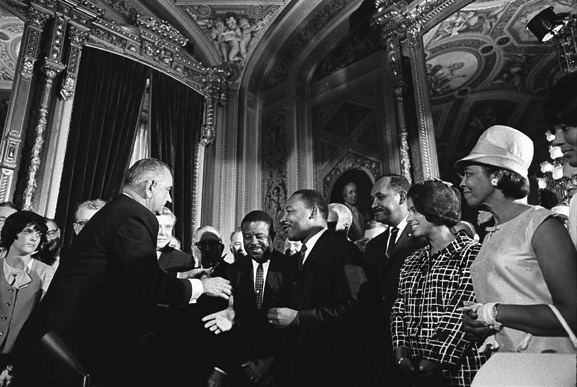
[0,71,574,387]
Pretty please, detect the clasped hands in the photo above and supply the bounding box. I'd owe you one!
[394,347,437,378]
[266,307,298,328]
[459,301,501,342]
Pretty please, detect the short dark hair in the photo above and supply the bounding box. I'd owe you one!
[123,158,170,187]
[241,210,276,239]
[292,189,329,220]
[407,180,461,228]
[543,71,577,127]
[1,211,48,248]
[480,164,529,199]
[375,174,410,193]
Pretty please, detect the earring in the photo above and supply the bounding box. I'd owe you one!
[491,178,498,186]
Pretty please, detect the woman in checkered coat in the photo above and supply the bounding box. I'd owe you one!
[391,180,486,386]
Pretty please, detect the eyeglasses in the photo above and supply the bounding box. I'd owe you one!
[195,241,222,248]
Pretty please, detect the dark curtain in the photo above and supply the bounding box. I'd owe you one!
[56,47,149,248]
[149,70,204,254]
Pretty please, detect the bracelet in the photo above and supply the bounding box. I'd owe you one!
[397,357,405,366]
[493,303,500,322]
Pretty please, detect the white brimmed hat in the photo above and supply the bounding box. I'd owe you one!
[455,125,534,178]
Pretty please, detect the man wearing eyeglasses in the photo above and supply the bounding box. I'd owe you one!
[72,199,107,235]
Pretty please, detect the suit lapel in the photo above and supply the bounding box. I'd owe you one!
[263,253,282,307]
[293,231,328,279]
[384,226,412,270]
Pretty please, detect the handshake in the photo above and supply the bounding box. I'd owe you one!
[177,268,235,335]
[177,267,232,300]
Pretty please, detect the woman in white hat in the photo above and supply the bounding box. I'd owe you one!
[455,125,576,355]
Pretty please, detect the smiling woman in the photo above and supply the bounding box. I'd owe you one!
[392,180,486,386]
[456,125,577,364]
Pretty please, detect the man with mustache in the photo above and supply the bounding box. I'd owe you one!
[364,174,426,387]
[268,189,377,387]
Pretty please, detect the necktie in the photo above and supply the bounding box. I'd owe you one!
[255,262,264,309]
[385,227,399,260]
[298,244,308,270]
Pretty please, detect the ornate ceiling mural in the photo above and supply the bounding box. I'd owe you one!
[422,0,577,179]
[0,7,24,83]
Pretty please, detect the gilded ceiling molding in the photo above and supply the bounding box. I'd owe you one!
[58,0,103,99]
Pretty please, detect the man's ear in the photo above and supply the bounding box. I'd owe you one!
[144,180,155,199]
[309,206,317,219]
[399,191,407,205]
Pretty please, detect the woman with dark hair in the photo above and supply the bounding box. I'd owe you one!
[0,211,55,384]
[392,180,486,386]
[456,125,576,355]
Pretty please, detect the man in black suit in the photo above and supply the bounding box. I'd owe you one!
[267,189,375,387]
[156,206,194,276]
[364,174,427,386]
[222,210,291,386]
[16,158,232,386]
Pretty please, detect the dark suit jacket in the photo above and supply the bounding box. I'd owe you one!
[16,194,193,384]
[277,230,376,387]
[153,260,231,387]
[228,250,291,364]
[157,246,195,276]
[364,224,427,385]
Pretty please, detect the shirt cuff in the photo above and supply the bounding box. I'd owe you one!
[188,278,204,303]
[214,367,227,376]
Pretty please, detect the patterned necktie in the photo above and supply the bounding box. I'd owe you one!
[298,244,308,270]
[255,262,264,309]
[385,227,399,260]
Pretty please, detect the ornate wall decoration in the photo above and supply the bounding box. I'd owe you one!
[181,5,280,64]
[322,152,380,198]
[262,107,288,251]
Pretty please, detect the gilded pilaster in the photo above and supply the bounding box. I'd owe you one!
[373,2,413,182]
[0,3,52,202]
[404,25,439,181]
[22,14,67,210]
[372,0,443,182]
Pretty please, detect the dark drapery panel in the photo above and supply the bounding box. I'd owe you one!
[56,47,149,248]
[149,70,204,254]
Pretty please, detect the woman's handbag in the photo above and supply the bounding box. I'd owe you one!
[471,305,577,387]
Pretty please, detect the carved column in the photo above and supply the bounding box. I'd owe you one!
[0,4,52,202]
[404,24,439,181]
[388,34,413,183]
[372,1,441,182]
[22,13,67,210]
